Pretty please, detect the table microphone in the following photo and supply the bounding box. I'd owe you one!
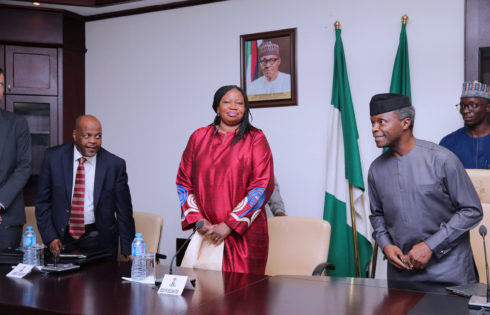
[169,220,204,275]
[468,225,490,310]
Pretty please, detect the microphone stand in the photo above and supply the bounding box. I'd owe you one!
[169,220,204,275]
[484,233,490,304]
[154,221,204,288]
[469,226,490,310]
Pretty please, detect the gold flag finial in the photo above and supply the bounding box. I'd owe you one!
[402,14,409,24]
[334,21,341,29]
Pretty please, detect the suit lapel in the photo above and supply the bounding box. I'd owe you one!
[94,149,107,210]
[64,144,75,203]
[0,110,11,163]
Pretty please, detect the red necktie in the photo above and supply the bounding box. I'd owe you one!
[69,157,86,239]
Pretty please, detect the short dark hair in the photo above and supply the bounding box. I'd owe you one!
[211,85,254,145]
[395,105,415,130]
[0,68,3,75]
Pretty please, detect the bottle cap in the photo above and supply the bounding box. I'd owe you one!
[27,226,33,230]
[135,233,142,237]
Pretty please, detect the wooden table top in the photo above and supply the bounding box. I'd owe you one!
[0,261,481,315]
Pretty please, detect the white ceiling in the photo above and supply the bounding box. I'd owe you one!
[1,0,192,16]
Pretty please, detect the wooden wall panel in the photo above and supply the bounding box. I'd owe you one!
[0,7,63,45]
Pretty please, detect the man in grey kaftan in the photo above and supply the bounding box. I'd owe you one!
[368,93,482,285]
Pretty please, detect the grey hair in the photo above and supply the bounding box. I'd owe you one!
[395,105,415,130]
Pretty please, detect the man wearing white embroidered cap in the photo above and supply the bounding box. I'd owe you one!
[440,80,490,169]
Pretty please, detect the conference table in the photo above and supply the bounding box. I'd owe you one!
[0,260,484,314]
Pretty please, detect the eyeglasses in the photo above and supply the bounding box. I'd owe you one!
[259,58,279,66]
[455,102,485,111]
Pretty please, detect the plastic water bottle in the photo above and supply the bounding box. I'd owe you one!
[22,226,37,265]
[131,233,146,280]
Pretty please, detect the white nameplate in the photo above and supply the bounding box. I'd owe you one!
[6,263,34,278]
[157,274,188,295]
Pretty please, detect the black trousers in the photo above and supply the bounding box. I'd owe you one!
[0,226,22,249]
[62,223,102,252]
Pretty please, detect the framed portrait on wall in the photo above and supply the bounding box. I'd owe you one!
[240,28,297,108]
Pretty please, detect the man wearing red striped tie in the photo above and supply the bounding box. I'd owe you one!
[35,115,135,259]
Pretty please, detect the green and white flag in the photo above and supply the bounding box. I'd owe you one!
[323,27,373,277]
[381,19,411,153]
[390,19,411,100]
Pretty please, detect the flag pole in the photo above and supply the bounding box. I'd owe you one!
[335,20,361,278]
[370,242,378,278]
[348,184,361,277]
[371,14,410,279]
[402,14,409,25]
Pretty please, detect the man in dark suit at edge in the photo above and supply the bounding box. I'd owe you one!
[35,115,135,259]
[0,68,31,249]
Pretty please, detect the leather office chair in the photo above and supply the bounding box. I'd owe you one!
[265,216,333,276]
[23,206,43,244]
[466,169,490,204]
[468,169,490,283]
[118,211,164,261]
[470,204,490,283]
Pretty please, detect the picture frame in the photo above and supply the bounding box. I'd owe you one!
[240,28,297,108]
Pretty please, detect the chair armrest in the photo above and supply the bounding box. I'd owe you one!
[312,262,336,276]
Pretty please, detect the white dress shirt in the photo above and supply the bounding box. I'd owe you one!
[72,146,96,225]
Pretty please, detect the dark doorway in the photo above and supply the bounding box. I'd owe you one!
[480,47,490,84]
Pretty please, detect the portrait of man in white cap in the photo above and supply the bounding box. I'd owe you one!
[247,41,291,98]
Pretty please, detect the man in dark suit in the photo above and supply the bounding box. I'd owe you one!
[35,115,135,259]
[0,68,32,249]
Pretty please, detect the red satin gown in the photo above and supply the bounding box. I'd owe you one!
[176,126,274,274]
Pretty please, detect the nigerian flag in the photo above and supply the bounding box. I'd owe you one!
[390,17,411,100]
[323,26,372,277]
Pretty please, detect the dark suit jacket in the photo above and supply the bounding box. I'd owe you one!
[0,109,31,228]
[35,142,135,257]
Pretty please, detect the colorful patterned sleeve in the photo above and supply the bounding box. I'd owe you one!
[225,132,274,235]
[176,132,204,230]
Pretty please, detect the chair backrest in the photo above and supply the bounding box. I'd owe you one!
[118,211,163,261]
[466,169,490,204]
[265,216,331,276]
[23,206,43,244]
[470,203,490,283]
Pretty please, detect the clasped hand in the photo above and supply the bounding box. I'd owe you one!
[197,219,231,245]
[383,242,432,271]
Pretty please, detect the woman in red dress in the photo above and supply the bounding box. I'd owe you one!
[176,85,274,274]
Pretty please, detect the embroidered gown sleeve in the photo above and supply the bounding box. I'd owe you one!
[224,132,274,235]
[176,132,204,230]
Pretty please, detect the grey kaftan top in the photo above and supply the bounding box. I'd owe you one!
[368,139,482,285]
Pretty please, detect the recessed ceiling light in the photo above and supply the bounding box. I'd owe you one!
[32,2,41,5]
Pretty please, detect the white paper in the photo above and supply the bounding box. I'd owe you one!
[181,233,223,271]
[121,276,155,284]
[6,264,34,278]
